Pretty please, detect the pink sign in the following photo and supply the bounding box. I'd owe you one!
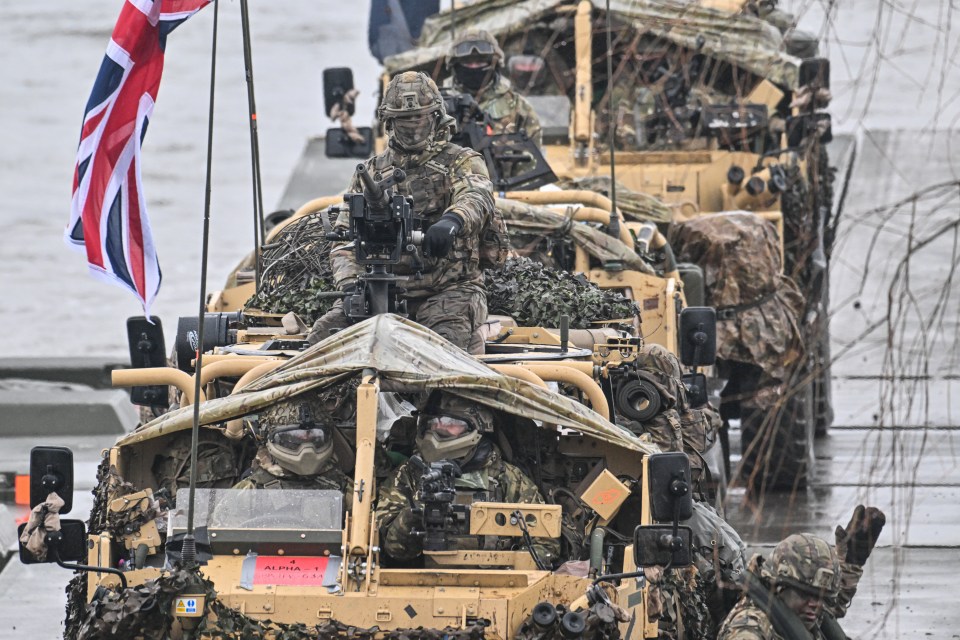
[252,556,338,586]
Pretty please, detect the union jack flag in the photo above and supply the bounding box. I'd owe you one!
[67,0,211,314]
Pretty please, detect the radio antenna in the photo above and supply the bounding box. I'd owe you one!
[183,0,220,566]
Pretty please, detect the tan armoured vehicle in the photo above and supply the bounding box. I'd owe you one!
[19,315,708,640]
[325,0,836,490]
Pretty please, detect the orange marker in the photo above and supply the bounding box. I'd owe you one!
[14,474,30,505]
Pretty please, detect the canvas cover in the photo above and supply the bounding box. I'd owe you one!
[497,198,654,273]
[387,0,800,89]
[118,315,657,455]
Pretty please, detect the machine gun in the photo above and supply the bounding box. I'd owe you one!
[323,165,421,320]
[408,455,467,552]
[442,90,556,193]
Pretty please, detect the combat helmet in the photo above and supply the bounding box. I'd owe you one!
[447,30,504,92]
[762,533,842,599]
[261,402,335,476]
[415,391,495,463]
[378,71,446,153]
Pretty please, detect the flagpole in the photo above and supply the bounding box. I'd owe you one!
[183,0,220,566]
[239,0,265,288]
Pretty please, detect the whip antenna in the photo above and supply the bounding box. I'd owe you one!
[184,0,220,566]
[605,0,621,240]
[240,0,266,289]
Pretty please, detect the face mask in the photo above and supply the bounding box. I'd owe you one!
[454,64,495,92]
[266,426,334,476]
[391,114,436,151]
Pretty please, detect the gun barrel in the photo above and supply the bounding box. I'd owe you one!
[356,164,389,210]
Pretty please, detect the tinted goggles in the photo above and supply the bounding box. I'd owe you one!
[268,426,330,450]
[451,40,497,59]
[419,415,471,438]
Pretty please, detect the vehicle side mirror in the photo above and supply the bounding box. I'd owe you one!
[681,372,708,408]
[633,524,693,567]
[322,67,356,117]
[648,452,692,522]
[126,316,169,408]
[30,446,73,515]
[325,127,374,159]
[18,519,87,564]
[679,307,716,367]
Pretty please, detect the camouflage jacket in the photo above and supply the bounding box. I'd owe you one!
[376,443,560,565]
[718,597,829,640]
[234,447,354,506]
[330,142,495,299]
[471,75,542,147]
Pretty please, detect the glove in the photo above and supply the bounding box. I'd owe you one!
[835,504,885,566]
[422,213,463,258]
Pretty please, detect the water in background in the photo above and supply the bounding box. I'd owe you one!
[0,1,379,357]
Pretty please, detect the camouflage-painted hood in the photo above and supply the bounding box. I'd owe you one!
[386,0,800,89]
[119,315,656,455]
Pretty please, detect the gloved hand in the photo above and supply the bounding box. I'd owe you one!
[835,504,885,566]
[422,213,463,258]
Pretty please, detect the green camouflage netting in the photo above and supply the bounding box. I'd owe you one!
[245,214,338,324]
[485,257,639,329]
[247,210,647,326]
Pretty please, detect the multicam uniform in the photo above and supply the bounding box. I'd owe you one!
[376,441,560,566]
[309,73,496,352]
[470,74,542,147]
[718,534,850,640]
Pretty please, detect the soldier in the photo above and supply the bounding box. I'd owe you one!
[376,392,560,566]
[446,30,542,147]
[719,506,885,640]
[233,400,352,502]
[307,71,496,353]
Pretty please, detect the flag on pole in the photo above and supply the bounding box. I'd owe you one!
[67,0,211,315]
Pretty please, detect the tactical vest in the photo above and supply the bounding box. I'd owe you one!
[368,143,507,273]
[369,144,462,222]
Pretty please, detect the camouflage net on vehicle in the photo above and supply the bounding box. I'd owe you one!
[245,214,339,325]
[70,567,490,640]
[246,216,640,329]
[485,257,639,329]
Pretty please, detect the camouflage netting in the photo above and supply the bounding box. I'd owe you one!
[669,212,804,380]
[245,214,339,324]
[555,176,673,224]
[70,567,489,640]
[246,211,645,328]
[390,0,800,88]
[485,257,640,329]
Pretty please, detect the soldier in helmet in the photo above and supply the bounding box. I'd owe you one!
[376,391,560,566]
[719,533,841,639]
[447,30,542,147]
[233,400,353,504]
[307,71,496,353]
[719,507,885,640]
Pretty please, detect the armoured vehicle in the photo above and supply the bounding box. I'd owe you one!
[325,0,837,490]
[19,315,713,640]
